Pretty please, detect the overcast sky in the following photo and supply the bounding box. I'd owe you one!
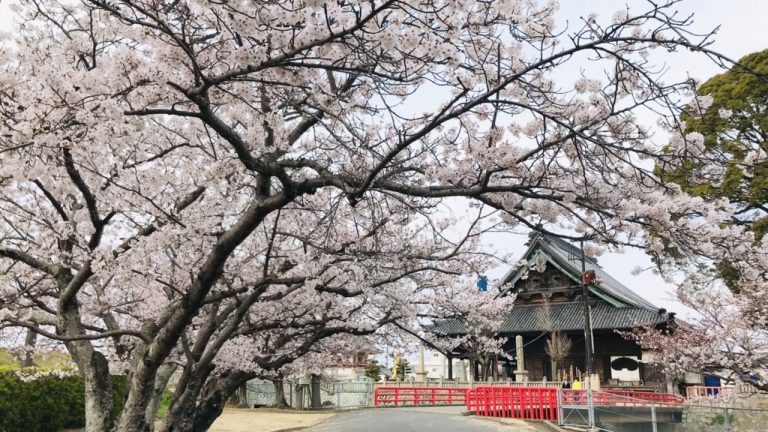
[0,1,767,319]
[460,0,768,320]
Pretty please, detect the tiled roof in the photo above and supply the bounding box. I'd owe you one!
[499,234,658,310]
[431,302,670,336]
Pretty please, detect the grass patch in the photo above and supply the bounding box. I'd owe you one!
[156,390,174,420]
[0,349,72,370]
[0,349,17,366]
[35,351,72,369]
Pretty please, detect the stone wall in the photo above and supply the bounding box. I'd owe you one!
[680,394,768,432]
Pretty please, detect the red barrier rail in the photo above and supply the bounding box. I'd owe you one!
[561,390,684,407]
[686,386,736,399]
[466,386,558,421]
[374,386,467,407]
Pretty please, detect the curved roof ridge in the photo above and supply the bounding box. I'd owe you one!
[502,233,658,310]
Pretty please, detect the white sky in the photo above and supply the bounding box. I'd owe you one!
[1,1,767,320]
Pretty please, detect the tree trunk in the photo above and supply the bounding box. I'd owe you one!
[272,378,288,409]
[19,329,37,368]
[59,287,115,432]
[478,358,488,381]
[115,312,197,432]
[78,349,116,432]
[159,363,215,432]
[159,369,253,432]
[310,374,322,409]
[236,381,248,407]
[190,372,251,432]
[145,363,177,428]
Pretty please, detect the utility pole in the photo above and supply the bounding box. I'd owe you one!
[580,240,595,382]
[580,240,596,429]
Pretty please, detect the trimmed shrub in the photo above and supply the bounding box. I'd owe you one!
[0,371,127,432]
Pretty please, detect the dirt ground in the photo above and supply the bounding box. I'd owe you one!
[206,407,336,432]
[62,408,335,432]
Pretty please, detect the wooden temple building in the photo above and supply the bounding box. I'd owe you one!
[433,233,675,389]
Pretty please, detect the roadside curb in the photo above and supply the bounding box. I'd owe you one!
[270,409,345,432]
[526,420,570,432]
[467,414,538,430]
[273,427,311,432]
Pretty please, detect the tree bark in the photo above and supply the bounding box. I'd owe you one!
[236,381,248,407]
[191,371,252,432]
[159,363,215,432]
[145,363,177,429]
[77,348,115,432]
[19,329,37,368]
[272,378,288,409]
[58,269,115,432]
[159,369,253,432]
[310,374,322,409]
[478,358,488,381]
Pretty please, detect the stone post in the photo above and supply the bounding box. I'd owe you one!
[515,335,528,383]
[458,359,467,382]
[415,343,428,382]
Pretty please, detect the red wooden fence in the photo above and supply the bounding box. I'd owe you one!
[561,389,684,407]
[373,386,467,407]
[466,386,559,420]
[686,386,736,399]
[374,386,684,423]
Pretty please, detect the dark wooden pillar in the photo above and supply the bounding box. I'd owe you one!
[447,355,453,380]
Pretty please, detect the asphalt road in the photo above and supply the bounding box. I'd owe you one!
[305,406,536,432]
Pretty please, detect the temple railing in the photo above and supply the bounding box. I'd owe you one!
[686,385,737,399]
[374,380,561,388]
[467,386,559,421]
[373,386,466,407]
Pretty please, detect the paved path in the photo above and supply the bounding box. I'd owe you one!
[306,406,536,432]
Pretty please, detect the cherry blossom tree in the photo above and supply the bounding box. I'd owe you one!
[633,65,768,394]
[632,265,768,392]
[425,282,515,381]
[1,0,766,431]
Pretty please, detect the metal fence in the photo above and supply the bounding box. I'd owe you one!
[559,389,684,432]
[558,390,768,432]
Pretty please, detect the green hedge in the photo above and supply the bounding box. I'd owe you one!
[0,371,127,432]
